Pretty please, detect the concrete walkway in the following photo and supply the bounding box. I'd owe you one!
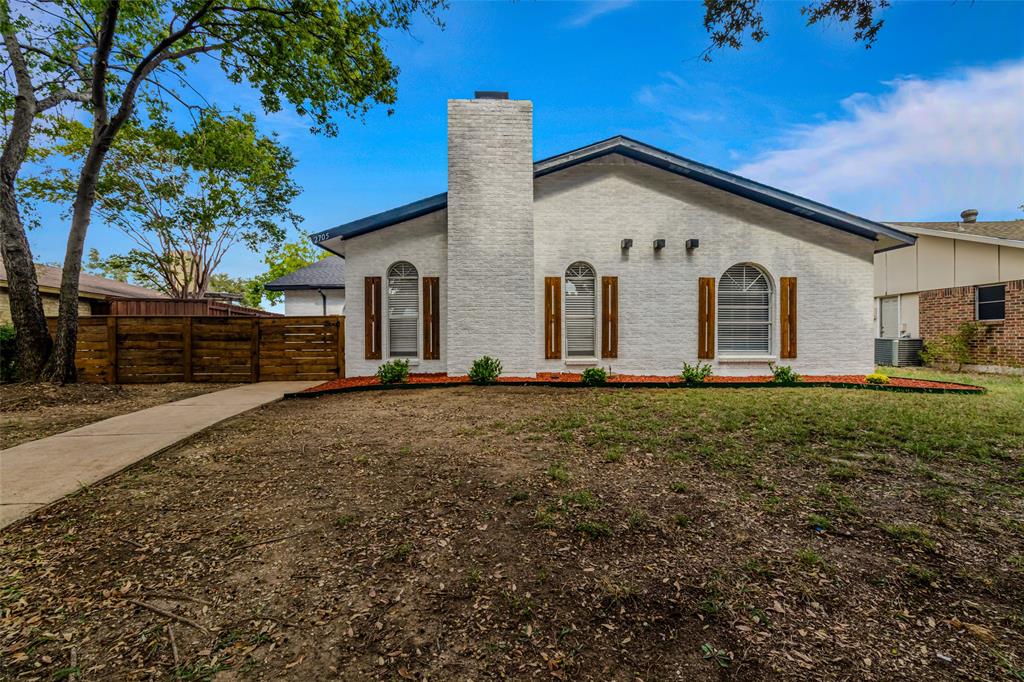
[0,381,317,529]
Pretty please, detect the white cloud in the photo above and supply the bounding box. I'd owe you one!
[564,0,636,28]
[733,61,1024,221]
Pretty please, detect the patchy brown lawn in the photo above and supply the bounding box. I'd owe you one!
[1,373,1022,680]
[0,383,238,448]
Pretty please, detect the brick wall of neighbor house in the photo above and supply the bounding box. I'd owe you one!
[342,209,448,378]
[919,279,1023,367]
[533,155,877,376]
[283,289,345,316]
[1,291,91,324]
[446,97,536,376]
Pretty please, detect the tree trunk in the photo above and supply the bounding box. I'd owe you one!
[0,34,53,380]
[42,142,112,383]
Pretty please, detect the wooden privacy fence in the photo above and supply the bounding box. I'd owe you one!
[48,315,344,384]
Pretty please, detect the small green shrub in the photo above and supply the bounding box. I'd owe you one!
[575,520,612,539]
[468,355,502,385]
[0,323,17,383]
[770,364,801,384]
[681,361,713,384]
[376,359,410,384]
[920,322,982,369]
[865,372,890,385]
[581,367,608,386]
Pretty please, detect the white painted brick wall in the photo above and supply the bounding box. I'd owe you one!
[533,155,875,376]
[342,210,447,378]
[446,98,536,376]
[283,289,345,316]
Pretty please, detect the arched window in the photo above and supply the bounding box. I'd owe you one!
[718,263,772,355]
[387,262,418,357]
[565,261,596,358]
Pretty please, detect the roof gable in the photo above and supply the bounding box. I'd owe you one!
[311,136,915,250]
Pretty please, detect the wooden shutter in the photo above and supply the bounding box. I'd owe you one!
[780,276,797,359]
[697,277,715,359]
[422,276,440,360]
[544,276,562,359]
[601,276,618,359]
[364,276,382,360]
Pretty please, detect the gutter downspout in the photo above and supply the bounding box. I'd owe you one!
[317,288,327,315]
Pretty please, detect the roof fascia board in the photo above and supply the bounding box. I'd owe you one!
[263,284,346,291]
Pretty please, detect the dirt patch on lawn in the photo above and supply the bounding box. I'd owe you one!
[1,386,1021,680]
[0,382,238,448]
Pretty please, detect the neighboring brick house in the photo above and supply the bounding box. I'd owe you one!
[262,256,345,316]
[874,213,1024,370]
[0,262,165,324]
[311,92,915,378]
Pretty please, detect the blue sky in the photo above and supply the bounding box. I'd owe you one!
[26,0,1024,284]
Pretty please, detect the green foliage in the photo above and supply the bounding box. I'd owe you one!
[247,239,328,307]
[920,322,983,370]
[770,364,801,384]
[376,359,410,385]
[547,462,571,483]
[865,372,890,385]
[681,361,713,384]
[0,324,18,382]
[207,273,261,309]
[468,356,502,385]
[581,367,608,386]
[574,520,612,540]
[23,112,300,298]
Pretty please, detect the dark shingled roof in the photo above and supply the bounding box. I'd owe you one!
[887,219,1024,242]
[263,255,345,290]
[311,135,915,248]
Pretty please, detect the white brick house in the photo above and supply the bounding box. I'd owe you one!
[312,93,915,378]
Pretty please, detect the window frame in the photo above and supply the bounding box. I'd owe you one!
[386,261,420,359]
[975,283,1006,322]
[563,261,598,360]
[716,263,774,357]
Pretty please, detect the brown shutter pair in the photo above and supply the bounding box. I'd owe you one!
[780,277,797,359]
[545,276,619,359]
[422,276,440,360]
[696,276,797,359]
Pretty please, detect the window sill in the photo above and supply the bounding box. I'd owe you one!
[717,355,776,363]
[565,358,599,366]
[976,319,1004,325]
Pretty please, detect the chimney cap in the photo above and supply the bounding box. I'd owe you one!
[474,90,509,100]
[960,208,979,223]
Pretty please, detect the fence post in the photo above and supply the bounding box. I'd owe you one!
[251,318,260,383]
[337,316,345,378]
[182,317,193,382]
[106,316,118,384]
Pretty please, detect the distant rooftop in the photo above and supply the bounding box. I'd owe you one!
[0,262,166,299]
[263,256,345,290]
[886,219,1024,242]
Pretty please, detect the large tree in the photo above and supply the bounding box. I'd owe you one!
[24,111,301,298]
[1,0,443,382]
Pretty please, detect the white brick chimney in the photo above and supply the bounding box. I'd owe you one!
[446,93,536,375]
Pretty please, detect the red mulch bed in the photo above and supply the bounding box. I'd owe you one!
[299,372,982,395]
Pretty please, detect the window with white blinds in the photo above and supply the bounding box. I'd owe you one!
[387,261,418,357]
[718,263,772,355]
[565,261,596,357]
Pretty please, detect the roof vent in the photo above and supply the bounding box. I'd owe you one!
[474,90,509,100]
[960,208,978,224]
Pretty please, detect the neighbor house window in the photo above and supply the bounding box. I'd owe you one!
[976,284,1005,321]
[718,263,772,355]
[387,261,419,357]
[565,261,596,357]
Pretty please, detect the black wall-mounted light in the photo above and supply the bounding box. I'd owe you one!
[653,239,666,250]
[685,239,699,250]
[621,238,633,250]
